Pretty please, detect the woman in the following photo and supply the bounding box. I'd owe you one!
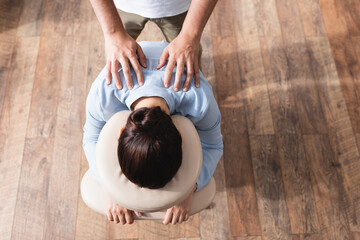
[83,41,223,225]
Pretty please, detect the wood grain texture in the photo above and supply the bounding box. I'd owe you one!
[291,234,324,240]
[342,0,360,37]
[0,0,21,118]
[275,0,327,134]
[42,36,88,239]
[303,135,352,240]
[277,134,320,234]
[224,134,261,236]
[16,0,45,36]
[353,232,360,240]
[232,0,274,136]
[319,0,360,134]
[233,236,262,240]
[250,135,292,240]
[0,37,39,240]
[307,37,360,231]
[11,36,63,240]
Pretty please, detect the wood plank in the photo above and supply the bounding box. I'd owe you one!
[303,135,352,240]
[224,134,261,236]
[250,135,292,240]
[277,134,320,234]
[0,37,39,240]
[291,234,324,240]
[253,0,281,38]
[233,236,262,240]
[353,232,360,240]
[306,37,360,231]
[108,221,139,239]
[342,0,360,37]
[0,0,21,117]
[41,36,88,239]
[319,0,360,134]
[296,0,327,37]
[138,220,169,240]
[41,0,91,37]
[168,214,200,238]
[232,0,274,135]
[16,0,45,36]
[275,0,328,134]
[11,36,63,239]
[259,36,300,135]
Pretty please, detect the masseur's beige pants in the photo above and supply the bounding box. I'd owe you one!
[117,9,202,67]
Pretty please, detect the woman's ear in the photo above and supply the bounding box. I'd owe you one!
[119,127,125,138]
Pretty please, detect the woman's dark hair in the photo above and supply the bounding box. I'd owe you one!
[117,106,182,189]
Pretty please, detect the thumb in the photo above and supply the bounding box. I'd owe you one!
[157,48,169,69]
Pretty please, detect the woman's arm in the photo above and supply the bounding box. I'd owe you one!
[195,94,223,191]
[82,85,106,182]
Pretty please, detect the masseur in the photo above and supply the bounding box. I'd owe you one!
[83,41,223,225]
[89,0,218,92]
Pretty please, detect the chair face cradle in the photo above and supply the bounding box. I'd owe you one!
[81,111,216,220]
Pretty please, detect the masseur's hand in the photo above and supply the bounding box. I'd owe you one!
[157,33,200,92]
[105,32,147,90]
[163,184,196,225]
[107,198,142,224]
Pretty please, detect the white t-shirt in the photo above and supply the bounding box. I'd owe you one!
[113,0,191,18]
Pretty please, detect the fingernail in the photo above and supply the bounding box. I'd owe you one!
[117,85,121,90]
[174,87,179,91]
[129,85,133,90]
[196,83,200,88]
[165,83,169,88]
[183,87,188,92]
[140,81,144,86]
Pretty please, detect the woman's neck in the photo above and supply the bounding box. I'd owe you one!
[132,97,170,115]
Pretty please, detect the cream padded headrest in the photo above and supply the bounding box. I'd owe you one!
[95,111,203,212]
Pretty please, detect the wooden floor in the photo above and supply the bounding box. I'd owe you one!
[1,0,360,239]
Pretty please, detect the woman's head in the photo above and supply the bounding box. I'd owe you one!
[117,106,182,189]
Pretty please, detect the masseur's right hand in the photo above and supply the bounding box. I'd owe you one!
[105,32,147,90]
[107,198,142,224]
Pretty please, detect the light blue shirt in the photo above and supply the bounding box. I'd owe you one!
[83,41,223,191]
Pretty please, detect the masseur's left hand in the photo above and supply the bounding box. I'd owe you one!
[157,33,200,92]
[163,184,197,225]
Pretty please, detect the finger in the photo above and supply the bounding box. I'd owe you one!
[125,211,134,224]
[129,55,144,86]
[118,213,126,225]
[163,209,173,225]
[111,60,122,90]
[107,210,113,221]
[178,213,184,224]
[106,60,111,85]
[135,211,142,217]
[119,58,133,90]
[174,58,185,92]
[157,48,169,69]
[184,213,189,221]
[112,212,119,224]
[171,210,180,225]
[164,59,176,89]
[183,60,194,92]
[194,60,201,88]
[137,45,147,68]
